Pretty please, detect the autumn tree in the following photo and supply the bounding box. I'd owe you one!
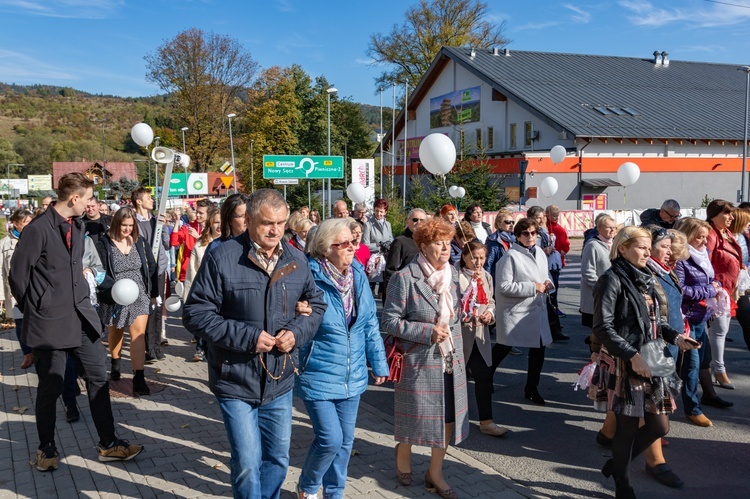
[367,0,509,88]
[144,28,258,171]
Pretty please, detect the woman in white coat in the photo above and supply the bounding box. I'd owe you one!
[493,217,554,405]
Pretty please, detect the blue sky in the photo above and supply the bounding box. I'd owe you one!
[2,0,750,106]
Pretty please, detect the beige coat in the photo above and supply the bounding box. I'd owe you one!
[0,232,21,319]
[494,243,553,348]
[459,269,495,366]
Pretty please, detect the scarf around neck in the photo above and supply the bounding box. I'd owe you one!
[318,258,354,320]
[417,252,454,325]
[611,257,657,339]
[646,257,670,277]
[688,245,714,279]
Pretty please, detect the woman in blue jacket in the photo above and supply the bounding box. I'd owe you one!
[297,218,389,499]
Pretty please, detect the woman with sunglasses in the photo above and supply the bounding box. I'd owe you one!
[705,199,741,389]
[593,226,698,498]
[493,217,554,405]
[296,218,389,499]
[484,209,516,278]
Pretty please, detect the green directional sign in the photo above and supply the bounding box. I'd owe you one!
[263,155,344,179]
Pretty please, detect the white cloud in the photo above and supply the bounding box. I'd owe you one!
[563,3,592,23]
[514,20,561,31]
[619,0,750,28]
[0,49,75,81]
[355,58,376,65]
[0,0,123,19]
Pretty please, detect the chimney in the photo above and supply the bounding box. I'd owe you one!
[470,48,476,59]
[661,51,669,67]
[653,50,662,66]
[493,47,500,56]
[504,48,511,57]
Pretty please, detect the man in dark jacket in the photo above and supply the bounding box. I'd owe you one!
[9,173,143,473]
[383,208,425,295]
[82,196,112,245]
[183,189,326,499]
[639,199,681,229]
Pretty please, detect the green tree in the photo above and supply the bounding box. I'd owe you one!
[145,28,259,171]
[367,0,509,89]
[0,138,23,170]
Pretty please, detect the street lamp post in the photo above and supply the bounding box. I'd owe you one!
[740,66,750,202]
[181,127,189,153]
[250,139,255,193]
[327,86,338,219]
[379,87,384,196]
[227,113,238,194]
[6,163,23,205]
[99,119,107,191]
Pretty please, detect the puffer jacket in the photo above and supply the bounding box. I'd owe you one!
[296,258,389,401]
[182,234,326,405]
[593,258,680,361]
[674,257,716,325]
[484,230,513,277]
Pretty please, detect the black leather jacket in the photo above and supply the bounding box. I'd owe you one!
[593,258,679,361]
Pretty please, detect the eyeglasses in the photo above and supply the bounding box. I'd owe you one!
[411,218,425,223]
[651,227,674,241]
[331,240,356,249]
[662,209,681,220]
[502,220,515,224]
[520,230,538,237]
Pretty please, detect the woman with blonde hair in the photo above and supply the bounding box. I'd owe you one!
[594,226,698,498]
[484,209,516,277]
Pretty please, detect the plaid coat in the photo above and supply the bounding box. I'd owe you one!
[381,260,469,448]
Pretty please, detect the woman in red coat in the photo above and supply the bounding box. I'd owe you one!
[705,199,742,389]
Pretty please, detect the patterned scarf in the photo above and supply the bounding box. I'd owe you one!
[460,267,489,321]
[417,252,454,325]
[319,258,354,320]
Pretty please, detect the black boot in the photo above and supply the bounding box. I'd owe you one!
[133,370,150,396]
[524,386,545,405]
[110,358,121,381]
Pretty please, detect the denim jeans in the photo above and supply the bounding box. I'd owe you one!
[299,395,361,499]
[217,390,293,499]
[681,322,712,416]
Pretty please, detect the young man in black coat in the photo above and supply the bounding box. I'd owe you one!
[9,172,143,472]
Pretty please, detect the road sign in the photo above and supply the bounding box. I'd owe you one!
[219,161,233,174]
[273,179,299,185]
[263,155,344,179]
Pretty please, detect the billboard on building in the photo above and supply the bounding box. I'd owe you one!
[0,179,29,195]
[430,86,481,128]
[351,159,376,208]
[28,174,53,192]
[167,173,209,196]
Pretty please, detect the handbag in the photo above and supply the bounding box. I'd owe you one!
[545,292,562,337]
[640,337,675,378]
[384,335,417,383]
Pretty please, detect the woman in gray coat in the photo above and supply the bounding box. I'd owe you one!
[382,218,468,499]
[580,214,618,328]
[363,198,393,292]
[493,217,554,405]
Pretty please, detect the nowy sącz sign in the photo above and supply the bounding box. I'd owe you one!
[263,155,344,180]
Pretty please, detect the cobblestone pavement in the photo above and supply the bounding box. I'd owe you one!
[0,315,534,498]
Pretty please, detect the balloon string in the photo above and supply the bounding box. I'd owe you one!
[441,173,475,263]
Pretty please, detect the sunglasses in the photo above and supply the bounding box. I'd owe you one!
[411,218,425,223]
[520,230,538,237]
[502,220,515,224]
[331,240,357,249]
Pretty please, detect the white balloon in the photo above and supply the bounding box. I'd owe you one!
[346,183,366,204]
[111,278,139,306]
[456,187,466,198]
[164,296,182,312]
[448,185,460,198]
[174,281,185,296]
[539,177,559,197]
[131,123,154,147]
[419,133,456,175]
[550,145,566,164]
[110,203,120,212]
[617,162,641,187]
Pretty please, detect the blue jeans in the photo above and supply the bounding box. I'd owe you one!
[299,395,360,499]
[217,391,293,499]
[681,322,712,416]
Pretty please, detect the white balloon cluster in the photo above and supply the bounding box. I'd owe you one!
[346,183,366,204]
[448,185,466,198]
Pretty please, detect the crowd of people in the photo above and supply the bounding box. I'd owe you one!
[3,183,749,499]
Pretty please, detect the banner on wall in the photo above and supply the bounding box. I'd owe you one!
[430,86,481,128]
[351,159,376,208]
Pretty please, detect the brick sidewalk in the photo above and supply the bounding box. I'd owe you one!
[0,318,534,498]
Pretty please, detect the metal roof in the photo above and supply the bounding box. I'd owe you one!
[581,178,621,187]
[442,46,748,141]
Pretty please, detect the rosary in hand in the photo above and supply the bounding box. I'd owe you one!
[258,351,299,381]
